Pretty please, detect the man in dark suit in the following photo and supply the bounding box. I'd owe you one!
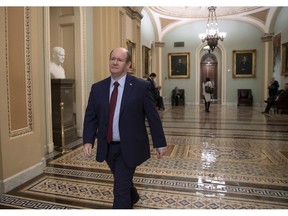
[82,47,167,209]
[262,77,280,113]
[147,72,165,110]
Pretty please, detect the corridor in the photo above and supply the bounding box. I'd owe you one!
[1,104,288,209]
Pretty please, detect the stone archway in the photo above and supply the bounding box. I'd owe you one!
[200,52,218,102]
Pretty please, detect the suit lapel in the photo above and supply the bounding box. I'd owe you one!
[104,78,111,119]
[120,74,134,113]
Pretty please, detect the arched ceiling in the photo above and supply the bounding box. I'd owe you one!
[141,6,280,40]
[148,6,262,18]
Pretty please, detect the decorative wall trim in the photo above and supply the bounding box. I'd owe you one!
[44,7,54,153]
[119,9,125,47]
[124,7,143,22]
[0,159,45,193]
[261,32,274,42]
[5,7,33,138]
[154,41,165,48]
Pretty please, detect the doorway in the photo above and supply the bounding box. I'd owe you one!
[200,52,218,103]
[45,7,87,153]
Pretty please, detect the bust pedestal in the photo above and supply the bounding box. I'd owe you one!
[51,79,78,147]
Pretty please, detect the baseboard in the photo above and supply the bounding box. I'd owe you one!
[0,158,46,193]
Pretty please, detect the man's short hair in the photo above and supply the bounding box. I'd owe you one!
[109,47,131,63]
[150,73,156,77]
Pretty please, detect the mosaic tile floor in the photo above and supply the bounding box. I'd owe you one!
[1,104,288,210]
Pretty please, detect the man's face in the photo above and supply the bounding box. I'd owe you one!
[109,48,131,77]
[56,49,65,64]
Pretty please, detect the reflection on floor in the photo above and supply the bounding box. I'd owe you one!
[1,105,288,209]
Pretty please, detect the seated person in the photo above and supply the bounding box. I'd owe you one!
[263,83,288,114]
[173,86,182,106]
[262,77,280,113]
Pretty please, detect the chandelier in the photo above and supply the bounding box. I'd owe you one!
[199,6,226,52]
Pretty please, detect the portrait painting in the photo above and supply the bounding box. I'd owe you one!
[126,40,136,74]
[168,53,190,79]
[233,50,256,78]
[273,33,281,74]
[142,45,151,78]
[282,42,288,76]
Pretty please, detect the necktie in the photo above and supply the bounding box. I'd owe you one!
[107,82,119,143]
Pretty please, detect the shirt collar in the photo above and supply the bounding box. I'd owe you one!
[111,74,127,88]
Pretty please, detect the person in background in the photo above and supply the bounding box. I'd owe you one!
[147,73,158,104]
[202,77,213,112]
[262,77,279,114]
[82,47,167,209]
[147,73,165,110]
[49,46,66,79]
[173,86,181,106]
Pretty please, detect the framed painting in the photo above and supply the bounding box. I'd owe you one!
[168,52,190,79]
[126,40,136,73]
[142,45,151,78]
[233,50,256,78]
[282,42,288,76]
[273,33,281,74]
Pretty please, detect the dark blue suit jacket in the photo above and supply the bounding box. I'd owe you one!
[83,74,167,167]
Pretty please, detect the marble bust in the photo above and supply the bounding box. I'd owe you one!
[50,46,66,79]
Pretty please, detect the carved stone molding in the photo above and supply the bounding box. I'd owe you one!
[261,32,274,42]
[154,41,165,48]
[124,7,143,22]
[5,7,33,137]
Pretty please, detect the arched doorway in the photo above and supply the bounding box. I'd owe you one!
[200,52,218,103]
[44,7,87,153]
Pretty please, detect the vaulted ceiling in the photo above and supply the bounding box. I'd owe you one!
[138,6,282,40]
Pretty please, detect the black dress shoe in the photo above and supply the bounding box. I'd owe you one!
[131,192,140,206]
[131,186,140,208]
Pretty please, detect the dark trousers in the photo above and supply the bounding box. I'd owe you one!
[156,95,164,109]
[264,96,277,113]
[106,143,137,209]
[203,96,210,111]
[264,101,275,113]
[174,95,179,106]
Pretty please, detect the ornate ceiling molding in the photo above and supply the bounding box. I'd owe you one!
[145,6,279,41]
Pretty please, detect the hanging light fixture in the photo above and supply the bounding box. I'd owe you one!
[199,6,226,52]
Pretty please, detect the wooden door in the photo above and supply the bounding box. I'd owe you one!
[200,53,218,101]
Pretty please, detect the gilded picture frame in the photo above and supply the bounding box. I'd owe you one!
[168,52,190,79]
[233,50,256,78]
[126,40,136,74]
[142,45,151,78]
[282,42,288,76]
[273,33,281,75]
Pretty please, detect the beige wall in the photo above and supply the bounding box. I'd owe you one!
[50,7,75,79]
[0,7,45,193]
[92,7,142,82]
[0,6,143,193]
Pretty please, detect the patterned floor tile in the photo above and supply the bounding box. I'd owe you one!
[1,105,288,209]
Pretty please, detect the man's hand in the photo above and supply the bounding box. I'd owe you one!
[83,143,93,157]
[155,146,167,159]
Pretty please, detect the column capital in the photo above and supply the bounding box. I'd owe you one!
[261,33,274,42]
[154,41,165,48]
